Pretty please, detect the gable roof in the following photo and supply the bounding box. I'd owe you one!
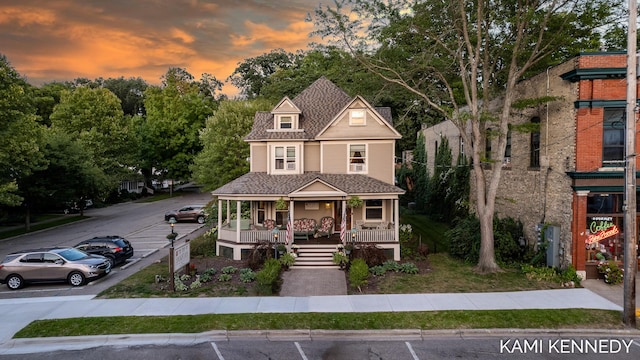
[244,77,394,141]
[211,172,405,197]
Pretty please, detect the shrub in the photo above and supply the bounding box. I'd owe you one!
[354,244,387,267]
[559,265,581,287]
[349,258,369,291]
[521,264,558,282]
[217,273,232,282]
[446,214,526,264]
[221,266,237,274]
[256,258,282,295]
[239,269,256,283]
[399,262,419,274]
[598,261,623,285]
[248,241,273,270]
[279,252,296,268]
[382,260,401,272]
[189,232,216,257]
[189,276,202,289]
[369,265,386,276]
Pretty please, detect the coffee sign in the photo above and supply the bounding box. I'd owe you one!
[586,217,619,244]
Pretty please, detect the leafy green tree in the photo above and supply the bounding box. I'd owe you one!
[19,128,109,219]
[101,77,148,116]
[191,99,273,190]
[312,0,620,273]
[428,136,453,222]
[49,86,133,182]
[0,55,47,207]
[140,68,217,182]
[228,48,303,98]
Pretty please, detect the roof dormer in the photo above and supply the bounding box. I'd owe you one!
[270,96,302,131]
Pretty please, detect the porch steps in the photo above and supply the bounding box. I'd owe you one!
[290,244,339,269]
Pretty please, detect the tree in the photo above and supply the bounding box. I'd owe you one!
[49,86,134,182]
[191,99,273,190]
[228,49,303,98]
[412,133,429,213]
[0,54,47,207]
[140,68,217,182]
[101,77,148,116]
[312,0,621,272]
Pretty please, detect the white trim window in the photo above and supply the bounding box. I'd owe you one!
[349,109,366,125]
[364,200,383,220]
[278,115,293,129]
[275,145,296,171]
[349,144,367,173]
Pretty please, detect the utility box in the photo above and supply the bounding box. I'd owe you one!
[545,225,561,268]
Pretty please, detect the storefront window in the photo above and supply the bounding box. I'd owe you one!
[586,194,624,262]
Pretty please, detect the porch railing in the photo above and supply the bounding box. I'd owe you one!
[218,226,394,244]
[352,229,395,243]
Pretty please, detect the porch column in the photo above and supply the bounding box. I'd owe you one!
[394,198,400,261]
[235,200,241,243]
[226,200,230,224]
[288,199,294,249]
[217,199,222,230]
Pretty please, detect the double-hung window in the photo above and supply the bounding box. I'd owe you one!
[603,108,624,167]
[365,200,383,220]
[275,146,296,171]
[349,144,366,172]
[278,116,293,129]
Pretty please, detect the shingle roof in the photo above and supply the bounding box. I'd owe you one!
[211,172,405,196]
[245,77,393,141]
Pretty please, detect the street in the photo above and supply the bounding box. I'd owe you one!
[0,191,213,297]
[1,335,639,359]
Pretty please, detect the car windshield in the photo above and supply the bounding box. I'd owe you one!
[57,248,90,261]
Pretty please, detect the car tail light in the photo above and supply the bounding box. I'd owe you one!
[114,247,122,252]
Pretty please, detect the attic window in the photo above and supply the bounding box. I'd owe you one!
[350,110,365,125]
[278,116,293,129]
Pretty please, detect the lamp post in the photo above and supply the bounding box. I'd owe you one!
[168,217,177,291]
[272,228,279,259]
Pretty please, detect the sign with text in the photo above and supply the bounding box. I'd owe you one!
[174,242,191,269]
[586,217,619,244]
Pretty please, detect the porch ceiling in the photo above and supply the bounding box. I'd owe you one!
[211,172,405,198]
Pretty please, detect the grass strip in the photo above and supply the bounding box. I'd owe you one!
[14,309,626,338]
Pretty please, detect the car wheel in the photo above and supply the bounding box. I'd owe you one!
[6,274,23,290]
[68,271,86,286]
[106,256,115,268]
[197,215,205,224]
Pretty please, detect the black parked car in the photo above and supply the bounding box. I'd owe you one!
[74,236,134,267]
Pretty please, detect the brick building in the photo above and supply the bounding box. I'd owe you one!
[420,51,640,279]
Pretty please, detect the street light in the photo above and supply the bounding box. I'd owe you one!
[168,218,177,247]
[272,228,279,259]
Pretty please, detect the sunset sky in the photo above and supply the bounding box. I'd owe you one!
[0,0,325,96]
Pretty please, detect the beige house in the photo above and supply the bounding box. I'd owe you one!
[212,77,405,263]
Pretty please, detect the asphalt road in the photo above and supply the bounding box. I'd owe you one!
[0,191,213,298]
[2,335,639,359]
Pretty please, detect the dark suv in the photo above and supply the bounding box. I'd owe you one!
[74,236,134,267]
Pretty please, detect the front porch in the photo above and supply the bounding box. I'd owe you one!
[215,198,401,262]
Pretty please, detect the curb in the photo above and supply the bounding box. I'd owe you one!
[2,328,640,355]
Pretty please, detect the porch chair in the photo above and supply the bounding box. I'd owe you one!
[355,219,365,230]
[377,221,389,230]
[316,216,335,238]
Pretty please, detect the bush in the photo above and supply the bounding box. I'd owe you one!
[354,244,387,267]
[369,265,386,276]
[248,241,273,270]
[399,262,419,274]
[239,268,256,283]
[190,232,216,257]
[382,260,401,272]
[221,266,237,274]
[256,258,281,295]
[349,258,369,291]
[279,252,296,268]
[598,261,623,285]
[446,215,526,264]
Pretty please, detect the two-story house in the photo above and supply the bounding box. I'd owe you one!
[212,77,405,262]
[420,51,640,279]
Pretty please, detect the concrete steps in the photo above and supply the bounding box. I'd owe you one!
[290,244,340,269]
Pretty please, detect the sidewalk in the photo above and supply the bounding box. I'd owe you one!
[0,287,629,354]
